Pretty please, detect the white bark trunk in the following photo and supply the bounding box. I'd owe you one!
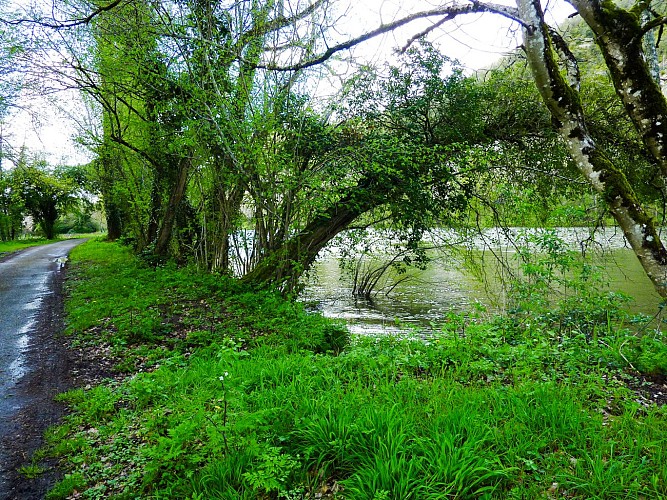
[568,0,667,176]
[517,0,667,298]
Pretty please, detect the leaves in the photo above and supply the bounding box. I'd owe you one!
[8,156,79,239]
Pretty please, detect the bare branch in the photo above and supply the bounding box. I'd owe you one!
[230,0,328,56]
[1,0,127,29]
[258,1,524,71]
[399,16,452,54]
[642,15,667,35]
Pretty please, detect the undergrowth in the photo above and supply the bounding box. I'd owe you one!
[41,239,667,499]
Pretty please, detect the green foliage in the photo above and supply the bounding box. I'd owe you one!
[468,65,600,228]
[630,331,667,374]
[42,240,667,499]
[508,229,606,310]
[10,157,79,239]
[45,473,87,500]
[76,0,638,290]
[0,159,89,242]
[0,168,24,241]
[243,447,299,495]
[0,4,26,119]
[54,204,101,234]
[18,464,46,479]
[340,42,483,225]
[64,240,347,355]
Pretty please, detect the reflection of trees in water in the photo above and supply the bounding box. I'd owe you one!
[302,227,662,336]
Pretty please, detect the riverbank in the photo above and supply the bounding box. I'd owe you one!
[33,240,667,498]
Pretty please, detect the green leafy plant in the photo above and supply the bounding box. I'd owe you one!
[38,241,667,499]
[243,446,299,495]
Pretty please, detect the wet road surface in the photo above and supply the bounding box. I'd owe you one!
[0,239,85,498]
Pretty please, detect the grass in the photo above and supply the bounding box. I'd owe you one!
[0,237,59,255]
[0,233,101,257]
[40,240,667,499]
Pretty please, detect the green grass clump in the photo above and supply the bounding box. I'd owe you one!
[42,240,667,499]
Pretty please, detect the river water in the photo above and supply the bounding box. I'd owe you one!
[300,228,663,335]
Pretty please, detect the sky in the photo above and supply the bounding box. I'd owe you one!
[321,0,573,71]
[3,93,90,167]
[1,0,575,167]
[347,1,519,69]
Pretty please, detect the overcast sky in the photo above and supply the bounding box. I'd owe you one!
[2,0,574,167]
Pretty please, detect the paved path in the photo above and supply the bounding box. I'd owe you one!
[0,239,85,498]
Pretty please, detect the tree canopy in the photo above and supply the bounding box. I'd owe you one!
[2,0,667,296]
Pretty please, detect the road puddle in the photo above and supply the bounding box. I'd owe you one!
[6,321,34,383]
[24,297,42,311]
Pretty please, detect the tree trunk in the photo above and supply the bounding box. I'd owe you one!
[213,184,244,272]
[241,204,364,292]
[105,201,123,241]
[517,0,667,298]
[41,215,57,240]
[241,175,393,291]
[154,157,191,257]
[569,0,667,177]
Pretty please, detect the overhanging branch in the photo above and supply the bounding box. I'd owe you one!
[1,0,127,29]
[257,1,524,71]
[641,14,667,34]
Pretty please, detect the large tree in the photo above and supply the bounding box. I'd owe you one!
[249,0,667,298]
[57,0,340,269]
[19,0,667,297]
[11,159,78,239]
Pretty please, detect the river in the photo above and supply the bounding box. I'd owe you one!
[300,228,663,335]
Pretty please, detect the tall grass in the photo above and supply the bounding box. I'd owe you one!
[39,240,667,499]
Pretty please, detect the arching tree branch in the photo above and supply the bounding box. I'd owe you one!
[257,1,524,71]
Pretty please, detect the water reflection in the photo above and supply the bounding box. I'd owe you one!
[301,228,663,335]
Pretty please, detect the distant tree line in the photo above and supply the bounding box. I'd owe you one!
[0,152,93,240]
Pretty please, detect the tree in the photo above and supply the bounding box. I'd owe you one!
[67,0,336,268]
[246,0,667,298]
[22,0,667,298]
[517,0,667,297]
[12,159,78,239]
[0,168,23,240]
[241,44,497,290]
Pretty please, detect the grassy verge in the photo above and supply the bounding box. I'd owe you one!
[0,237,60,256]
[0,233,102,258]
[42,240,667,499]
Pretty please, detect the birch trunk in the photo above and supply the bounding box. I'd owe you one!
[569,0,667,175]
[517,0,667,297]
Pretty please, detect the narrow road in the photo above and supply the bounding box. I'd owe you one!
[0,239,85,499]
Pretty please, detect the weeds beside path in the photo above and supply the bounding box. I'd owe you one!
[0,239,88,499]
[36,240,667,499]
